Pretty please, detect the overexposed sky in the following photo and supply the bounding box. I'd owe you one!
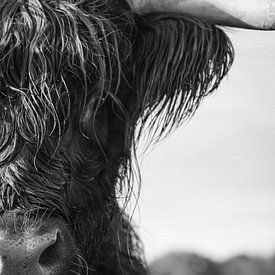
[133,29,275,262]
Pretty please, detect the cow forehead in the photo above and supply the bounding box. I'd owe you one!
[0,0,133,163]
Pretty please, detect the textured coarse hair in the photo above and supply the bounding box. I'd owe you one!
[0,0,233,273]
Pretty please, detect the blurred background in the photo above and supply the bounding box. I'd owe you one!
[132,29,275,274]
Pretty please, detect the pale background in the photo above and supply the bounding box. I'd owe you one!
[133,29,275,263]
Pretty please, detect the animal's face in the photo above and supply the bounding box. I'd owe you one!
[0,0,238,274]
[0,0,135,273]
[0,0,134,209]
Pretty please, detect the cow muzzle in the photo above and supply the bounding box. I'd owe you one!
[0,217,79,275]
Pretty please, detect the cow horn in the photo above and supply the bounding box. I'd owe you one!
[130,0,275,30]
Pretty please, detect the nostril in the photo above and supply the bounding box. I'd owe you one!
[38,230,61,267]
[0,219,80,274]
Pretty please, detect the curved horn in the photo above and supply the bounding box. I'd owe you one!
[131,0,275,30]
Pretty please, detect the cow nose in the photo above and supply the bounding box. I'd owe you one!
[0,222,78,275]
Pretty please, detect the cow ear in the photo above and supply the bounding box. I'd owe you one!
[130,13,234,143]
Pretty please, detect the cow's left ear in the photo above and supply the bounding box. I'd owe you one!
[129,13,234,141]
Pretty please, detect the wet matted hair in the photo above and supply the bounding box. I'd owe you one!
[0,0,233,273]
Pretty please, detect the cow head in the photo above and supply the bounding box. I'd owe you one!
[0,0,272,274]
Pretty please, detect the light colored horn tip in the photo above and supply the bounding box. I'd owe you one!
[262,19,275,30]
[130,0,275,30]
[249,15,275,30]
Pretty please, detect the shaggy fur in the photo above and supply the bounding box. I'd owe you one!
[0,0,233,274]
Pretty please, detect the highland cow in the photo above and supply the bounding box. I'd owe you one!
[0,0,273,274]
